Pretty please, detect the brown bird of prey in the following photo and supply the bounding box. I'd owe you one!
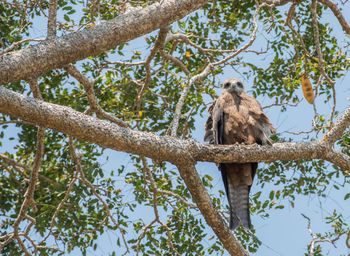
[204,78,275,230]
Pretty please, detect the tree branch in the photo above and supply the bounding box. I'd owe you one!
[318,0,350,35]
[323,106,350,144]
[311,0,336,124]
[0,0,210,84]
[64,64,129,127]
[1,86,349,170]
[47,0,58,39]
[176,160,249,256]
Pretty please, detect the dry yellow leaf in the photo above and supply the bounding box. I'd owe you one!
[301,74,314,104]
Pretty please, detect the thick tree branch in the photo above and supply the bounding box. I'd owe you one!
[323,106,350,144]
[176,161,249,256]
[0,86,349,171]
[262,0,291,5]
[0,0,209,84]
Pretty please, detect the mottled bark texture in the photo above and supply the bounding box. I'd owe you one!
[0,86,349,172]
[0,0,209,85]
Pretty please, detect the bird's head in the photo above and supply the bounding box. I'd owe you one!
[222,78,245,95]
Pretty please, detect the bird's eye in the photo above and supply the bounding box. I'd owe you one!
[237,82,243,88]
[224,82,230,88]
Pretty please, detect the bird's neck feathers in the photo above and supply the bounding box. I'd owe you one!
[222,91,246,102]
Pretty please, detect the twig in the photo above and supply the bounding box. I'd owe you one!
[136,157,180,256]
[262,0,291,5]
[158,189,197,209]
[301,213,346,256]
[69,137,130,254]
[40,167,78,244]
[0,38,44,55]
[134,26,170,112]
[0,153,62,188]
[160,50,190,75]
[311,0,336,125]
[65,64,129,127]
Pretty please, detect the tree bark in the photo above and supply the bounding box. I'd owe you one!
[0,86,349,172]
[0,0,209,85]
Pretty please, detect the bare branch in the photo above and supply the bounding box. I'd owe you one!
[318,0,350,35]
[311,0,336,125]
[169,65,211,136]
[28,78,42,100]
[0,38,44,55]
[47,0,58,38]
[158,189,198,209]
[262,0,291,5]
[41,166,78,244]
[301,214,346,256]
[137,157,180,256]
[0,153,62,188]
[160,50,190,75]
[64,63,129,127]
[69,137,129,254]
[135,26,170,112]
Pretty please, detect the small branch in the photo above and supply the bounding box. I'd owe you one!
[47,0,58,39]
[311,0,336,125]
[41,166,78,244]
[28,78,43,100]
[169,65,211,136]
[160,50,190,75]
[137,157,180,256]
[301,214,346,256]
[11,127,45,254]
[158,189,198,209]
[0,153,62,188]
[135,26,169,112]
[69,137,130,254]
[0,38,45,55]
[64,64,129,127]
[318,0,350,35]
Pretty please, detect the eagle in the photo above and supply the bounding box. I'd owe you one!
[204,78,275,230]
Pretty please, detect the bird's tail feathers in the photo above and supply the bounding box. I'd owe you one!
[228,183,251,230]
